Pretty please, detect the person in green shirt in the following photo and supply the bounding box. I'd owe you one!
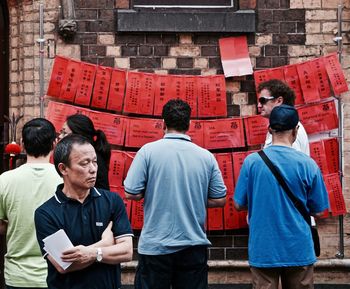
[0,118,62,289]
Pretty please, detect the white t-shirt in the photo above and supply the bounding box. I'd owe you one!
[264,122,310,156]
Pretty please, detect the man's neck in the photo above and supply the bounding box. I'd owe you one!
[62,184,90,204]
[271,134,293,147]
[26,154,51,163]
[165,128,186,134]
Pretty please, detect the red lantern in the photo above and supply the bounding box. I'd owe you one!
[5,141,21,170]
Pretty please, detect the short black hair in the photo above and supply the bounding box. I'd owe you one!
[258,79,296,106]
[162,99,191,132]
[22,118,56,158]
[54,134,91,177]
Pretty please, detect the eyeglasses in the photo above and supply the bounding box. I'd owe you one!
[258,96,275,105]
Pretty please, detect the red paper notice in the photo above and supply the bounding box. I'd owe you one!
[124,71,155,115]
[107,69,126,112]
[323,138,339,174]
[297,100,338,134]
[91,66,112,109]
[109,186,132,219]
[309,57,331,99]
[59,59,82,102]
[109,150,126,187]
[188,120,204,147]
[296,61,320,104]
[215,153,234,196]
[197,75,227,117]
[88,111,127,146]
[224,197,240,230]
[131,200,144,230]
[243,115,269,146]
[125,118,164,148]
[170,75,185,99]
[74,62,97,106]
[232,152,249,184]
[254,70,269,93]
[47,56,69,98]
[323,53,349,96]
[323,173,347,216]
[310,140,329,174]
[268,67,285,82]
[283,64,304,105]
[203,118,245,149]
[45,101,87,132]
[153,74,172,116]
[124,151,136,177]
[183,76,198,117]
[207,208,224,230]
[219,36,253,77]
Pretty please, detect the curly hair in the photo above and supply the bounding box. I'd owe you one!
[257,79,296,106]
[162,99,191,132]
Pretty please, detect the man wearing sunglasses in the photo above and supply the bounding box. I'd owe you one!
[257,79,310,155]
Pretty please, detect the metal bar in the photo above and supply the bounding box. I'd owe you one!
[335,4,345,259]
[38,2,45,118]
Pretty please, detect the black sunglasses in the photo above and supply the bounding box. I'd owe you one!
[258,96,275,105]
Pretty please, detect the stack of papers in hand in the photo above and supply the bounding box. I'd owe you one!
[43,229,74,270]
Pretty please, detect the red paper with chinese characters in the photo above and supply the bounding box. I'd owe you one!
[182,76,198,117]
[254,70,269,92]
[197,75,227,117]
[124,151,136,177]
[284,64,304,105]
[243,115,269,146]
[153,74,172,116]
[297,100,338,134]
[215,153,234,196]
[74,62,97,106]
[219,36,253,77]
[268,67,285,82]
[131,200,144,230]
[110,186,132,219]
[169,75,185,99]
[207,208,224,230]
[323,138,339,174]
[310,140,329,174]
[323,173,347,216]
[203,118,245,149]
[47,56,69,98]
[296,61,320,104]
[107,69,126,112]
[124,71,155,115]
[188,120,204,147]
[224,197,241,230]
[232,152,249,184]
[45,101,87,132]
[59,59,82,102]
[91,66,112,109]
[88,111,127,146]
[109,150,126,187]
[238,211,249,228]
[309,58,331,99]
[125,118,164,148]
[323,53,349,95]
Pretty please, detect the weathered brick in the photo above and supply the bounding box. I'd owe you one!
[200,69,218,76]
[209,248,225,260]
[280,0,290,8]
[130,57,161,69]
[273,9,305,22]
[177,58,194,68]
[169,46,200,57]
[194,58,208,69]
[226,248,248,260]
[272,56,288,67]
[210,236,234,247]
[296,22,306,33]
[201,46,219,57]
[168,69,201,75]
[146,35,162,44]
[154,46,168,56]
[280,22,297,33]
[306,34,335,45]
[56,44,81,59]
[88,45,106,56]
[75,0,106,9]
[121,45,138,56]
[193,35,219,45]
[98,9,114,19]
[227,104,241,117]
[115,0,130,9]
[89,20,114,32]
[258,0,280,9]
[233,93,249,105]
[226,81,241,93]
[306,22,321,33]
[75,9,98,19]
[69,33,97,44]
[256,57,272,68]
[305,10,337,20]
[179,34,193,44]
[139,45,153,56]
[162,34,178,45]
[98,34,115,45]
[114,57,130,69]
[256,34,273,45]
[116,34,145,45]
[291,0,321,8]
[162,58,177,69]
[257,21,280,33]
[264,45,279,56]
[273,34,306,45]
[241,80,256,92]
[321,22,337,33]
[240,0,257,9]
[249,46,261,57]
[208,57,222,69]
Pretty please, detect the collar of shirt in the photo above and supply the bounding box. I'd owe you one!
[54,184,101,204]
[163,133,191,142]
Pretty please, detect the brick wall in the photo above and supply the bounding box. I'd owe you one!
[6,0,350,265]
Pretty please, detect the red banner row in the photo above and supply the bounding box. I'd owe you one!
[254,53,348,105]
[107,140,346,230]
[46,99,339,150]
[46,56,227,118]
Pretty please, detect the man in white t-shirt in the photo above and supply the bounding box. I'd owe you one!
[257,79,310,156]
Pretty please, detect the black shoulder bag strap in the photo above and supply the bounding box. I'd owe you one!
[257,150,311,226]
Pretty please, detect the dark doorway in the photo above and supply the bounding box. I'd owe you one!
[0,1,9,175]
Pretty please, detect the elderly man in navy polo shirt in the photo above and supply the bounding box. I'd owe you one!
[35,134,133,289]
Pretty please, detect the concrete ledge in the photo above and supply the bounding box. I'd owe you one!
[116,9,256,32]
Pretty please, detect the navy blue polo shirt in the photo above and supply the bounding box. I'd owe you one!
[34,184,133,289]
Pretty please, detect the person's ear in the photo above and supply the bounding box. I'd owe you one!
[58,163,68,176]
[268,126,273,134]
[276,96,284,105]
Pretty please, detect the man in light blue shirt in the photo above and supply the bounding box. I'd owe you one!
[234,105,329,289]
[124,99,226,289]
